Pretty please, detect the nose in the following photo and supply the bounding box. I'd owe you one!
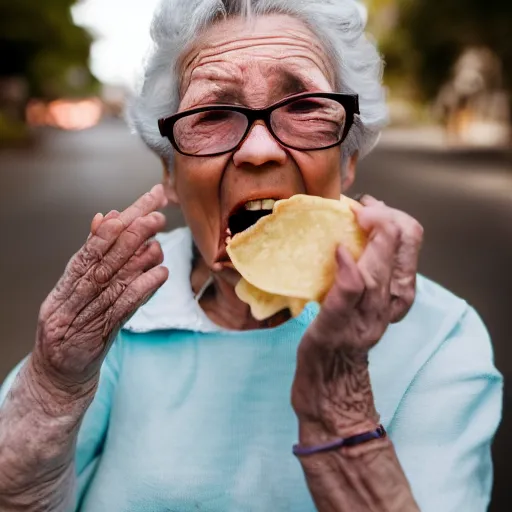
[232,122,287,168]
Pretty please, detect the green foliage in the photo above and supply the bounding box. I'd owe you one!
[0,0,97,98]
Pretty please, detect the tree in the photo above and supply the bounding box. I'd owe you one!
[0,0,97,99]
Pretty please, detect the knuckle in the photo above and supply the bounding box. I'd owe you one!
[149,241,164,261]
[77,273,102,299]
[134,241,150,257]
[103,217,125,235]
[110,271,131,294]
[409,221,424,243]
[101,282,124,308]
[359,266,379,292]
[154,247,165,266]
[335,269,364,297]
[126,220,147,242]
[113,289,139,318]
[401,287,416,309]
[76,245,102,271]
[93,261,115,285]
[382,221,400,241]
[111,280,127,296]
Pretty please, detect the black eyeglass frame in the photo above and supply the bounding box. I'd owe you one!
[158,92,360,157]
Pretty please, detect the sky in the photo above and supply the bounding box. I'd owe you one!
[72,0,368,90]
[72,0,161,90]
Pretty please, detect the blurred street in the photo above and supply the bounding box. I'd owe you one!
[0,120,511,509]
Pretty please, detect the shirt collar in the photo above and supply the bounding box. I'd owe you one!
[123,227,224,334]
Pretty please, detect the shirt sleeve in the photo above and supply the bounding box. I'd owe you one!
[389,305,503,512]
[0,336,123,512]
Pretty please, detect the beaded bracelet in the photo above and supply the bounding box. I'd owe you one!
[293,425,387,457]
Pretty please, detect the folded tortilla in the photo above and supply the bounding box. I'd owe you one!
[227,194,367,320]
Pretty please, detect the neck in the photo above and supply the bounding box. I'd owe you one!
[190,253,290,331]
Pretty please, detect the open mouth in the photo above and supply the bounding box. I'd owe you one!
[228,198,277,238]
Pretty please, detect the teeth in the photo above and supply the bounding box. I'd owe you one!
[244,199,276,211]
[244,200,262,211]
[262,199,276,210]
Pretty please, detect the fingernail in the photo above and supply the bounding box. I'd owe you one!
[150,211,165,219]
[151,184,163,197]
[104,210,119,220]
[353,193,366,203]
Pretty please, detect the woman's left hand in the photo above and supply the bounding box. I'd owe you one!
[291,195,424,436]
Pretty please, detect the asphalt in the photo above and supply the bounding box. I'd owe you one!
[0,119,511,510]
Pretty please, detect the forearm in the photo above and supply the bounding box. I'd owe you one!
[299,425,419,512]
[0,355,96,511]
[292,345,419,512]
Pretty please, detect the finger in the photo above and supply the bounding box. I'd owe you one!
[88,210,120,241]
[316,247,365,339]
[60,213,165,318]
[65,241,164,335]
[356,207,400,318]
[90,213,104,236]
[81,185,166,271]
[104,210,120,221]
[41,189,165,319]
[50,210,122,310]
[324,247,365,312]
[359,195,385,208]
[358,204,423,322]
[116,184,168,231]
[388,213,422,322]
[104,265,169,337]
[117,240,164,279]
[93,212,166,285]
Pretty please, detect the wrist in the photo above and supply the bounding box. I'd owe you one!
[292,342,378,432]
[298,417,381,445]
[25,352,98,418]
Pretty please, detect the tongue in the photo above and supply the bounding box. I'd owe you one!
[229,210,272,235]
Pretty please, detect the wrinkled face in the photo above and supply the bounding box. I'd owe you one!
[168,14,351,270]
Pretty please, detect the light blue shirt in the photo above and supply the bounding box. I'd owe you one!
[0,228,503,511]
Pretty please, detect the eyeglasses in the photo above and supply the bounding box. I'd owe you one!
[158,92,359,157]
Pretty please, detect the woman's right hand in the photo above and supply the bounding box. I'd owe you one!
[29,184,169,393]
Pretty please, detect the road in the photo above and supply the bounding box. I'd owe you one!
[0,120,511,510]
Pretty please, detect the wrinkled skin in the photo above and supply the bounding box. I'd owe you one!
[292,195,424,432]
[32,185,169,391]
[0,13,423,512]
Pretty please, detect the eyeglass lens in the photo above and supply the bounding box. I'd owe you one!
[172,97,347,156]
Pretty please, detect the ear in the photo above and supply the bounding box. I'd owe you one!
[342,151,359,191]
[161,158,180,206]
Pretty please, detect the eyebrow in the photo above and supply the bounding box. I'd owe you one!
[195,68,311,107]
[204,87,246,105]
[274,70,310,98]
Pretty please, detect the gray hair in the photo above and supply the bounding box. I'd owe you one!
[128,0,388,168]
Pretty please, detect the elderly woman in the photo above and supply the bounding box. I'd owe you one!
[0,0,502,511]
